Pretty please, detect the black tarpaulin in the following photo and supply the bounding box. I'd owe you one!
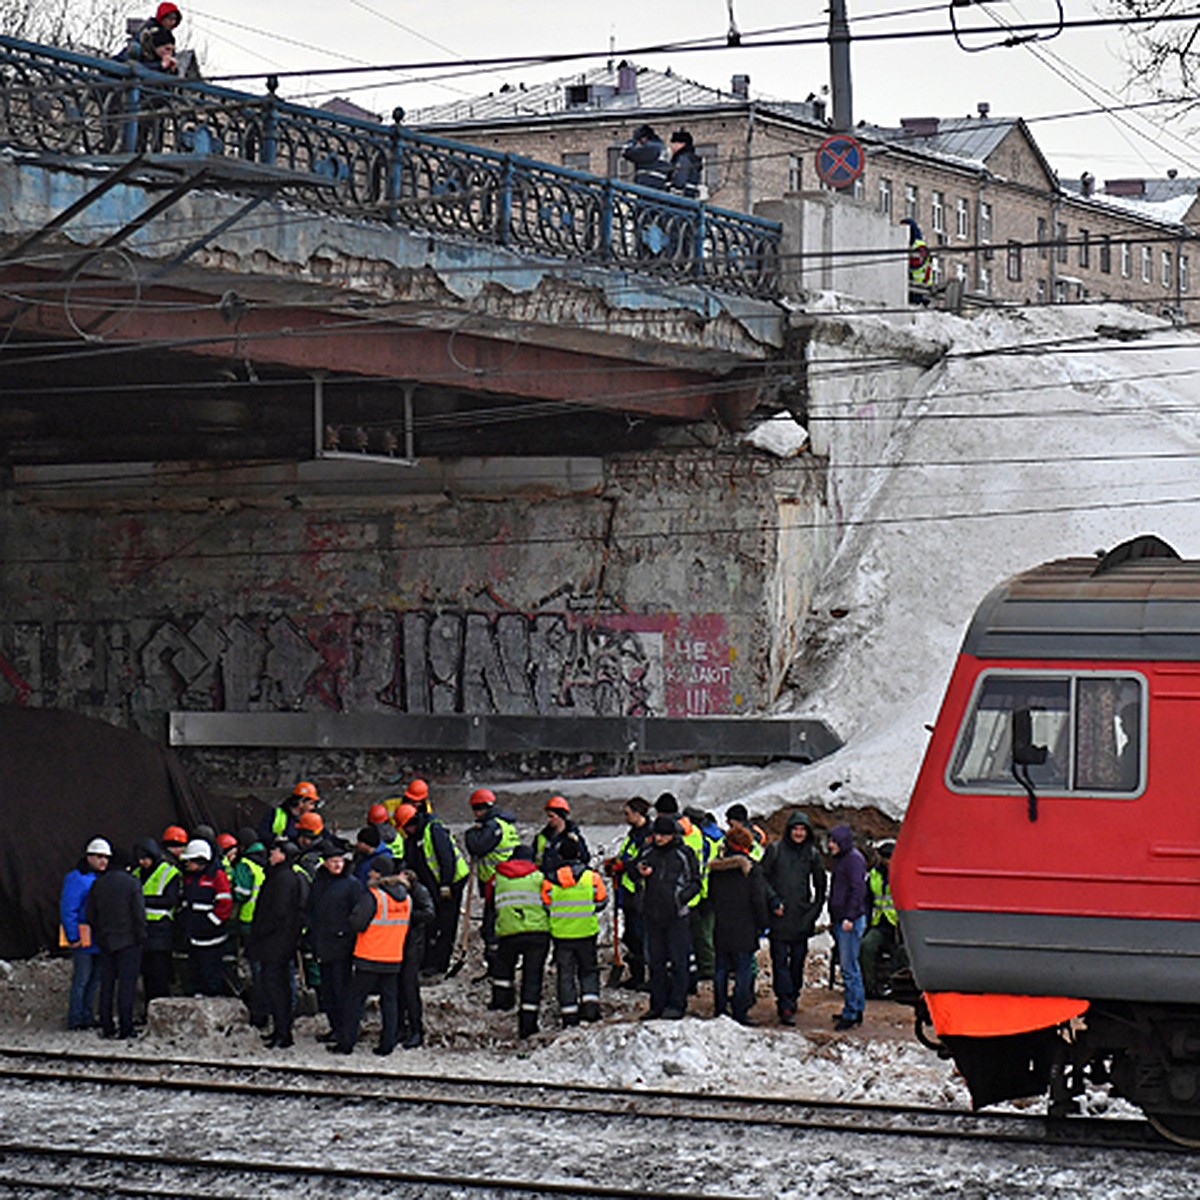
[0,706,234,959]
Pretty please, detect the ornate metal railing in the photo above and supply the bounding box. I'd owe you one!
[0,37,782,297]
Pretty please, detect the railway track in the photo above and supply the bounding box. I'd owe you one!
[0,1043,1181,1160]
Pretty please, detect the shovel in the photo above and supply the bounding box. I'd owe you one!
[607,894,624,988]
[446,867,474,979]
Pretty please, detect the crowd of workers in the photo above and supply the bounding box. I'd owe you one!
[58,781,899,1052]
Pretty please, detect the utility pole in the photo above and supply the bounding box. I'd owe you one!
[829,0,853,131]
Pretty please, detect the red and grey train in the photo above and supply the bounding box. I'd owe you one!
[892,534,1200,1144]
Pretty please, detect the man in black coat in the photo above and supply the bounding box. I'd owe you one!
[306,839,363,1045]
[761,810,827,1025]
[707,826,769,1025]
[635,815,700,1020]
[86,848,147,1040]
[248,839,307,1049]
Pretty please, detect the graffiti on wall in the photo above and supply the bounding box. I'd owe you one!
[0,610,732,722]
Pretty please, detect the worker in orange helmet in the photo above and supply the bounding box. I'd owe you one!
[403,778,431,814]
[465,788,520,978]
[257,780,320,847]
[367,802,404,859]
[534,796,590,876]
[394,799,469,976]
[162,825,189,860]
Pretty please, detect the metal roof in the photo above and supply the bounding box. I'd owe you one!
[962,537,1200,661]
[410,62,755,127]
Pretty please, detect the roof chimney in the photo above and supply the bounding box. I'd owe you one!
[977,101,991,118]
[617,61,637,95]
[732,73,750,100]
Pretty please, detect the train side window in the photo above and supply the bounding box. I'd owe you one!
[1075,678,1141,793]
[948,672,1144,796]
[950,676,1069,790]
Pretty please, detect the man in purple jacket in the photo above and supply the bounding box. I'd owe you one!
[827,824,867,1030]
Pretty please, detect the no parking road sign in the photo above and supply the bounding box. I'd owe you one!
[815,134,864,190]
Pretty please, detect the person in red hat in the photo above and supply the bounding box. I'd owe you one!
[138,3,182,72]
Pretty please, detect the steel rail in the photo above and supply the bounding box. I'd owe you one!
[0,1142,751,1200]
[0,1043,1180,1154]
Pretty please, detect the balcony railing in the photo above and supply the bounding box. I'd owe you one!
[0,36,782,298]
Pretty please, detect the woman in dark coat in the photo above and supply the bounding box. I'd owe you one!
[761,810,827,1025]
[248,840,306,1048]
[707,826,769,1025]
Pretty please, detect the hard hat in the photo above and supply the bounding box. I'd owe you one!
[181,839,211,861]
[216,833,238,852]
[86,837,112,856]
[293,780,320,802]
[469,788,496,808]
[545,796,570,815]
[366,803,389,825]
[297,811,324,835]
[162,825,188,846]
[392,803,418,829]
[404,778,429,802]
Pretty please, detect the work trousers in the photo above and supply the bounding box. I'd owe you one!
[834,917,867,1020]
[67,949,100,1029]
[317,956,352,1041]
[98,944,143,1038]
[340,965,399,1053]
[713,948,755,1023]
[188,941,227,997]
[768,936,809,1014]
[260,955,294,1040]
[492,931,550,1034]
[141,947,174,1005]
[646,917,691,1015]
[425,880,466,974]
[552,935,600,1025]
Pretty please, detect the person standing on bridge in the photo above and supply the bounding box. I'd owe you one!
[138,2,182,73]
[622,124,671,190]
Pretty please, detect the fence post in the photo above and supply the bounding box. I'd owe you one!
[387,108,405,225]
[498,155,513,246]
[600,179,614,262]
[121,73,141,154]
[261,75,279,166]
[693,206,707,280]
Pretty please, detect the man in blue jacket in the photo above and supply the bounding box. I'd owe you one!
[60,837,110,1030]
[828,823,868,1030]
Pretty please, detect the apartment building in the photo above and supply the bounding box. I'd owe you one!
[410,62,1197,315]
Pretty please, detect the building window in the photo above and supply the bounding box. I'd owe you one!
[1121,242,1131,278]
[1141,246,1152,283]
[852,176,865,201]
[979,201,993,248]
[931,254,942,286]
[1054,279,1067,303]
[1162,250,1173,289]
[954,260,968,283]
[1181,255,1190,293]
[695,143,719,193]
[1006,241,1022,281]
[879,177,893,216]
[904,183,918,220]
[788,153,803,192]
[1099,235,1112,274]
[1036,278,1047,304]
[1056,223,1069,264]
[1037,217,1048,259]
[608,146,634,181]
[978,264,992,295]
[956,197,969,239]
[1079,228,1090,269]
[932,191,945,238]
[562,151,591,173]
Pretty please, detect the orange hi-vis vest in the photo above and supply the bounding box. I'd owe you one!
[354,887,411,965]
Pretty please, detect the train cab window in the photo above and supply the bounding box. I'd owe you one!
[948,672,1144,796]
